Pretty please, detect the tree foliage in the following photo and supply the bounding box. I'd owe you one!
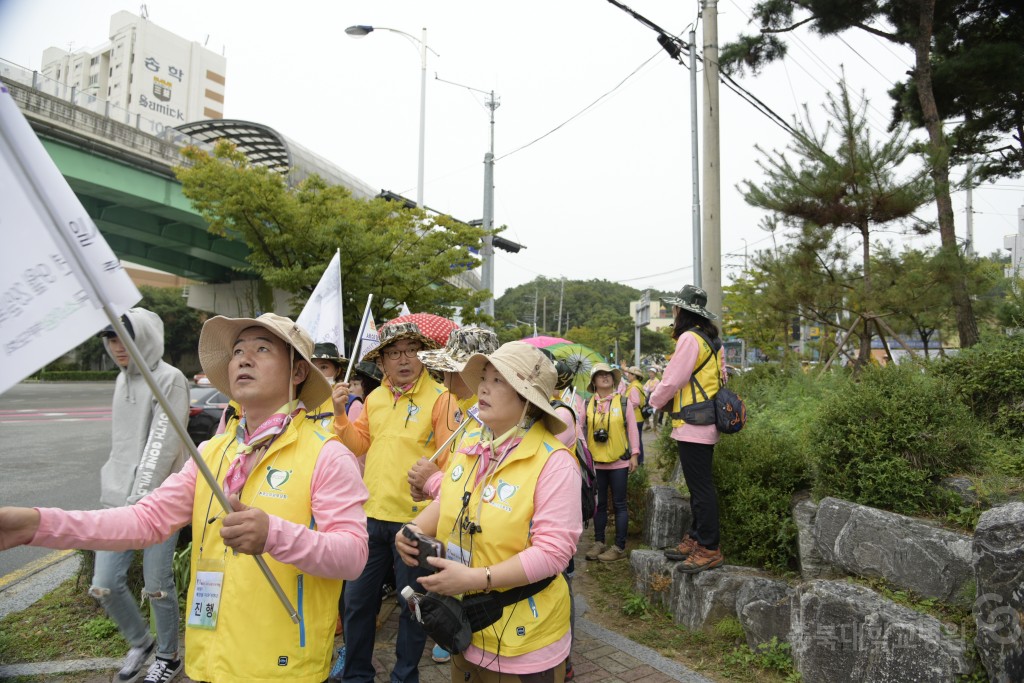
[740,79,932,363]
[175,141,488,340]
[889,0,1024,181]
[493,276,673,362]
[721,0,987,347]
[138,285,205,368]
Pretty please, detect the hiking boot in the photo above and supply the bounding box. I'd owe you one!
[142,658,182,683]
[584,542,607,561]
[663,535,699,561]
[597,545,627,562]
[116,637,155,682]
[677,545,723,573]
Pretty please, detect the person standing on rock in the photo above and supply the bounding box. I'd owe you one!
[650,285,727,573]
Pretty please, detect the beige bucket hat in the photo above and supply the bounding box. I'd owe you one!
[625,366,645,381]
[418,326,500,373]
[198,313,331,409]
[587,363,622,393]
[460,341,567,434]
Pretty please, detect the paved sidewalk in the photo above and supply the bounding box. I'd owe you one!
[1,561,709,683]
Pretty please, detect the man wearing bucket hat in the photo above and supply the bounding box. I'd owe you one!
[649,285,728,573]
[396,341,582,679]
[582,363,641,563]
[0,313,370,683]
[330,318,462,683]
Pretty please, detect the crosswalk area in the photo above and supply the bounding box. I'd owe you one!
[0,406,112,423]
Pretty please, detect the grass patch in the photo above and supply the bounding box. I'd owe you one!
[0,578,128,664]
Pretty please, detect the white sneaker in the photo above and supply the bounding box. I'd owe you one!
[116,638,155,682]
[142,658,183,683]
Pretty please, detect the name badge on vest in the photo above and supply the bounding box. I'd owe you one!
[188,558,225,631]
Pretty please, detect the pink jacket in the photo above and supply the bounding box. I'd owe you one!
[649,332,725,445]
[31,440,369,580]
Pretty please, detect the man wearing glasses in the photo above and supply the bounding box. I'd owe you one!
[330,320,461,683]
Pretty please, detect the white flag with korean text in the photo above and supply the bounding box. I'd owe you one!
[0,86,140,395]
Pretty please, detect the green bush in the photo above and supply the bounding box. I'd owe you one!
[933,333,1024,439]
[811,363,986,515]
[714,369,830,571]
[38,370,119,381]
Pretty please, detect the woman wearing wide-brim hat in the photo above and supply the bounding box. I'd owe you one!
[582,363,640,563]
[396,342,582,680]
[649,285,727,573]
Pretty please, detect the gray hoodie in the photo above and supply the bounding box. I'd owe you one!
[99,307,190,508]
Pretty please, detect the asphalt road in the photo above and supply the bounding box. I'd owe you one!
[0,382,114,580]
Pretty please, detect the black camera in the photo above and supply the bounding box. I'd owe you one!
[402,525,444,572]
[593,428,609,443]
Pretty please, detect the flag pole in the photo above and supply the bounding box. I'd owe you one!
[343,293,374,384]
[336,248,345,355]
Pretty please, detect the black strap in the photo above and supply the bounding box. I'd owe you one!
[491,575,555,609]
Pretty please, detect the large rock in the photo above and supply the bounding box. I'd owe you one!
[643,486,691,550]
[735,576,795,650]
[789,580,973,682]
[629,549,676,612]
[814,497,973,602]
[792,493,836,579]
[972,502,1024,683]
[671,565,767,632]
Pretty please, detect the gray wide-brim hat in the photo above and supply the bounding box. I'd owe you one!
[418,325,500,373]
[460,341,567,435]
[660,284,717,320]
[587,363,622,393]
[198,313,331,409]
[362,321,441,363]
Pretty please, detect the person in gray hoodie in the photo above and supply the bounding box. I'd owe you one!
[94,307,189,683]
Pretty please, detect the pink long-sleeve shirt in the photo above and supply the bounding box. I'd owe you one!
[448,436,581,673]
[31,440,370,580]
[649,332,725,445]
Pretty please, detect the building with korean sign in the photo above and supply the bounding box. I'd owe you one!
[40,10,225,130]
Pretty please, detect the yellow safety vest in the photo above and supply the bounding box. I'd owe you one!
[363,372,450,522]
[436,423,571,657]
[670,331,722,428]
[627,379,646,422]
[585,393,630,464]
[187,416,343,683]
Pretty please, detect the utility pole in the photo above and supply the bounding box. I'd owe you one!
[543,296,547,332]
[557,278,565,335]
[701,0,722,317]
[480,89,500,317]
[690,28,702,288]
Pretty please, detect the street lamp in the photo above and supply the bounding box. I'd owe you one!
[345,24,437,208]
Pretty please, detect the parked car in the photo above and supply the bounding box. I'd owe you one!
[188,386,229,445]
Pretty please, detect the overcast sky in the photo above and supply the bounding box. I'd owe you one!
[2,0,1021,298]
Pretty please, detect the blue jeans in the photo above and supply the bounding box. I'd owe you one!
[91,531,180,660]
[594,467,628,550]
[342,518,429,683]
